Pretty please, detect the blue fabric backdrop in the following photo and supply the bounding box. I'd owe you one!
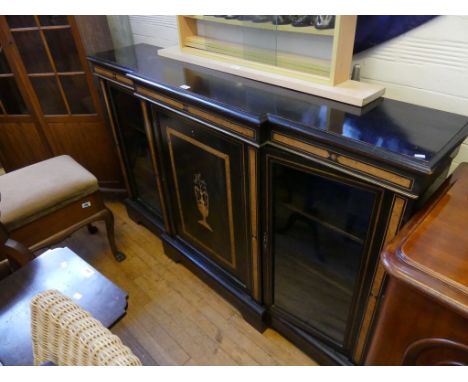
[354,16,437,53]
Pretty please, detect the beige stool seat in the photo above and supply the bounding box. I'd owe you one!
[0,155,125,265]
[0,155,99,231]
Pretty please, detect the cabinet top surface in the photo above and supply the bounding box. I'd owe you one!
[383,163,468,313]
[89,43,468,173]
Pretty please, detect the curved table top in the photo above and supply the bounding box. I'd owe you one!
[382,163,468,317]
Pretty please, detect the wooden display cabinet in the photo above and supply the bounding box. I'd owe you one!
[88,43,468,364]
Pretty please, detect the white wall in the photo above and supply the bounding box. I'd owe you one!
[127,15,468,171]
[129,15,178,47]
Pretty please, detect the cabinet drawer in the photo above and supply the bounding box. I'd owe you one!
[137,86,257,141]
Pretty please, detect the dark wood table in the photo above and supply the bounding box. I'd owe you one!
[0,247,128,366]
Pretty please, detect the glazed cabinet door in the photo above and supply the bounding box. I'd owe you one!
[106,84,164,221]
[0,40,51,170]
[264,148,385,355]
[157,108,251,288]
[0,16,122,187]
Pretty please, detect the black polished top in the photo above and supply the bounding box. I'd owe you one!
[88,44,468,174]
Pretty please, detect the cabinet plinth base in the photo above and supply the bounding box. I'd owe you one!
[124,199,166,237]
[161,234,267,333]
[269,313,353,365]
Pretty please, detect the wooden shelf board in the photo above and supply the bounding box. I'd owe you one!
[187,16,335,37]
[158,46,385,107]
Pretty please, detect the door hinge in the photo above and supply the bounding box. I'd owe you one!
[263,232,268,250]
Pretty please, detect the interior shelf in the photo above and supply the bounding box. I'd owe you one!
[188,16,335,37]
[282,202,365,245]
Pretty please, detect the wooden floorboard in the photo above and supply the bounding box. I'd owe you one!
[52,201,317,366]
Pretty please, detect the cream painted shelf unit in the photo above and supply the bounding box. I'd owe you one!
[158,15,385,106]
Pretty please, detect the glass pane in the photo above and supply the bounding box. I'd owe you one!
[30,76,67,114]
[38,15,69,26]
[6,16,37,29]
[272,161,376,344]
[0,77,28,114]
[43,29,81,72]
[110,87,162,214]
[60,75,95,114]
[240,17,278,66]
[0,45,11,73]
[194,16,333,78]
[13,31,52,73]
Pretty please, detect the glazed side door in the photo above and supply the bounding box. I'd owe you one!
[263,145,387,357]
[156,106,252,288]
[106,83,164,222]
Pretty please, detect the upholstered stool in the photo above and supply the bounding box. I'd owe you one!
[0,155,125,264]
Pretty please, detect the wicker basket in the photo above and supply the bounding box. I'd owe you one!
[31,289,141,366]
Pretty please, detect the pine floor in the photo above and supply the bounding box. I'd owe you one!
[54,201,317,366]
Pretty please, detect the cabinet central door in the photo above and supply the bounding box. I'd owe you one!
[267,152,382,350]
[158,109,250,286]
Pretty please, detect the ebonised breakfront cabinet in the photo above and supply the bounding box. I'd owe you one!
[88,44,468,365]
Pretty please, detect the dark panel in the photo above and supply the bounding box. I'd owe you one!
[271,158,377,346]
[43,29,81,72]
[6,16,36,29]
[169,130,233,266]
[0,77,28,114]
[60,74,95,114]
[38,15,69,26]
[12,31,52,73]
[0,45,11,73]
[127,132,162,214]
[30,76,67,115]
